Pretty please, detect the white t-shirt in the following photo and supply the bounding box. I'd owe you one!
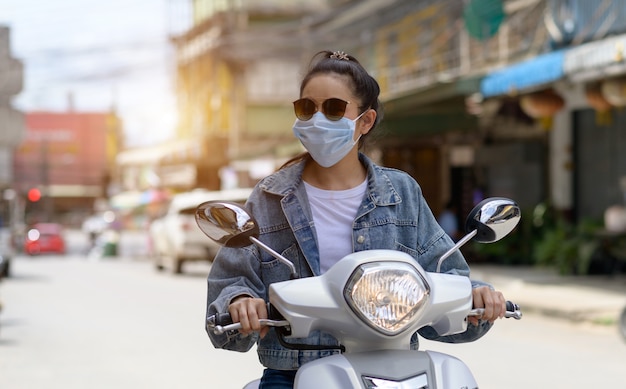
[304,179,367,273]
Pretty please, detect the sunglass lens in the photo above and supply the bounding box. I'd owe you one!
[293,98,316,120]
[323,98,348,121]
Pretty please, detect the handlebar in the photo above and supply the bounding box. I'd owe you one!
[207,307,290,335]
[207,301,522,335]
[208,317,290,335]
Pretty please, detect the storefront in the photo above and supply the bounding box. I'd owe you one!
[562,33,626,221]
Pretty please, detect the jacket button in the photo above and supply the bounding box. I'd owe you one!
[357,235,365,244]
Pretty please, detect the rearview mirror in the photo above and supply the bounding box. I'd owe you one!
[195,201,298,278]
[195,201,259,248]
[465,197,521,243]
[436,197,520,272]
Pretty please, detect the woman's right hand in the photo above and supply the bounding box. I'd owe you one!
[228,296,269,338]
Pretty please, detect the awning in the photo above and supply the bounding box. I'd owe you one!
[480,50,567,97]
[384,75,483,112]
[564,33,626,82]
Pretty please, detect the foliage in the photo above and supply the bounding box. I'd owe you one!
[532,216,602,275]
[467,201,604,275]
[467,207,535,265]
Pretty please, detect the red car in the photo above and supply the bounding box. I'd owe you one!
[24,223,66,255]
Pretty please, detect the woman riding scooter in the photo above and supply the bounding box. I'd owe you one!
[205,50,509,389]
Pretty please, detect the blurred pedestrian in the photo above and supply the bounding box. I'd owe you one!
[438,200,460,241]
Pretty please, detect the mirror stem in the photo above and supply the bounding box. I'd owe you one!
[250,237,298,278]
[436,229,477,273]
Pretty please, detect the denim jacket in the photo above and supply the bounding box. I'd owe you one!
[206,153,492,371]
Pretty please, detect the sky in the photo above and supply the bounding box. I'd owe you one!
[0,0,188,147]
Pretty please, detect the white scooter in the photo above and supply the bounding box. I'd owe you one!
[196,197,523,389]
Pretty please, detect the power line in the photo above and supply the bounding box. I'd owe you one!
[16,39,171,59]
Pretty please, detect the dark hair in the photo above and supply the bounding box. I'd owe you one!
[281,50,384,168]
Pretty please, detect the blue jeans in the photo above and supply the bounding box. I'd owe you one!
[259,369,297,389]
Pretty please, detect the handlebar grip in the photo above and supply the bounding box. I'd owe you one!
[214,312,234,326]
[505,300,522,319]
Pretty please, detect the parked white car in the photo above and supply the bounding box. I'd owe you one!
[148,188,253,274]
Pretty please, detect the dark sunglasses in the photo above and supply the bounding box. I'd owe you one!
[293,98,350,121]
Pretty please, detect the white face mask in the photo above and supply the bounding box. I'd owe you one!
[292,111,365,167]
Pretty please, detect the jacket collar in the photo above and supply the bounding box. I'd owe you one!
[259,153,402,206]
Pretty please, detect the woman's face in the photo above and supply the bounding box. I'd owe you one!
[299,72,376,144]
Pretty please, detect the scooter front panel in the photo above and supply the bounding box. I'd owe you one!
[294,350,477,388]
[294,353,360,389]
[427,350,478,389]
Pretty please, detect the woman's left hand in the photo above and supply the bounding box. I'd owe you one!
[470,286,506,326]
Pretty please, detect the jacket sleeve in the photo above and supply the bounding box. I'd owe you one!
[205,243,266,352]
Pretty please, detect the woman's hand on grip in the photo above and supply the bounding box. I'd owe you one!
[470,286,506,326]
[228,296,269,338]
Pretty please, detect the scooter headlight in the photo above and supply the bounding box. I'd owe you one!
[344,262,430,335]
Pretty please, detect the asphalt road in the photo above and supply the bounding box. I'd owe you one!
[0,254,263,388]
[2,230,626,388]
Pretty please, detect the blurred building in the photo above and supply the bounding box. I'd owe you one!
[13,110,122,225]
[163,0,329,191]
[0,25,25,239]
[162,0,547,215]
[477,0,626,223]
[137,0,626,227]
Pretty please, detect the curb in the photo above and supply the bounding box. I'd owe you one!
[471,266,626,327]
